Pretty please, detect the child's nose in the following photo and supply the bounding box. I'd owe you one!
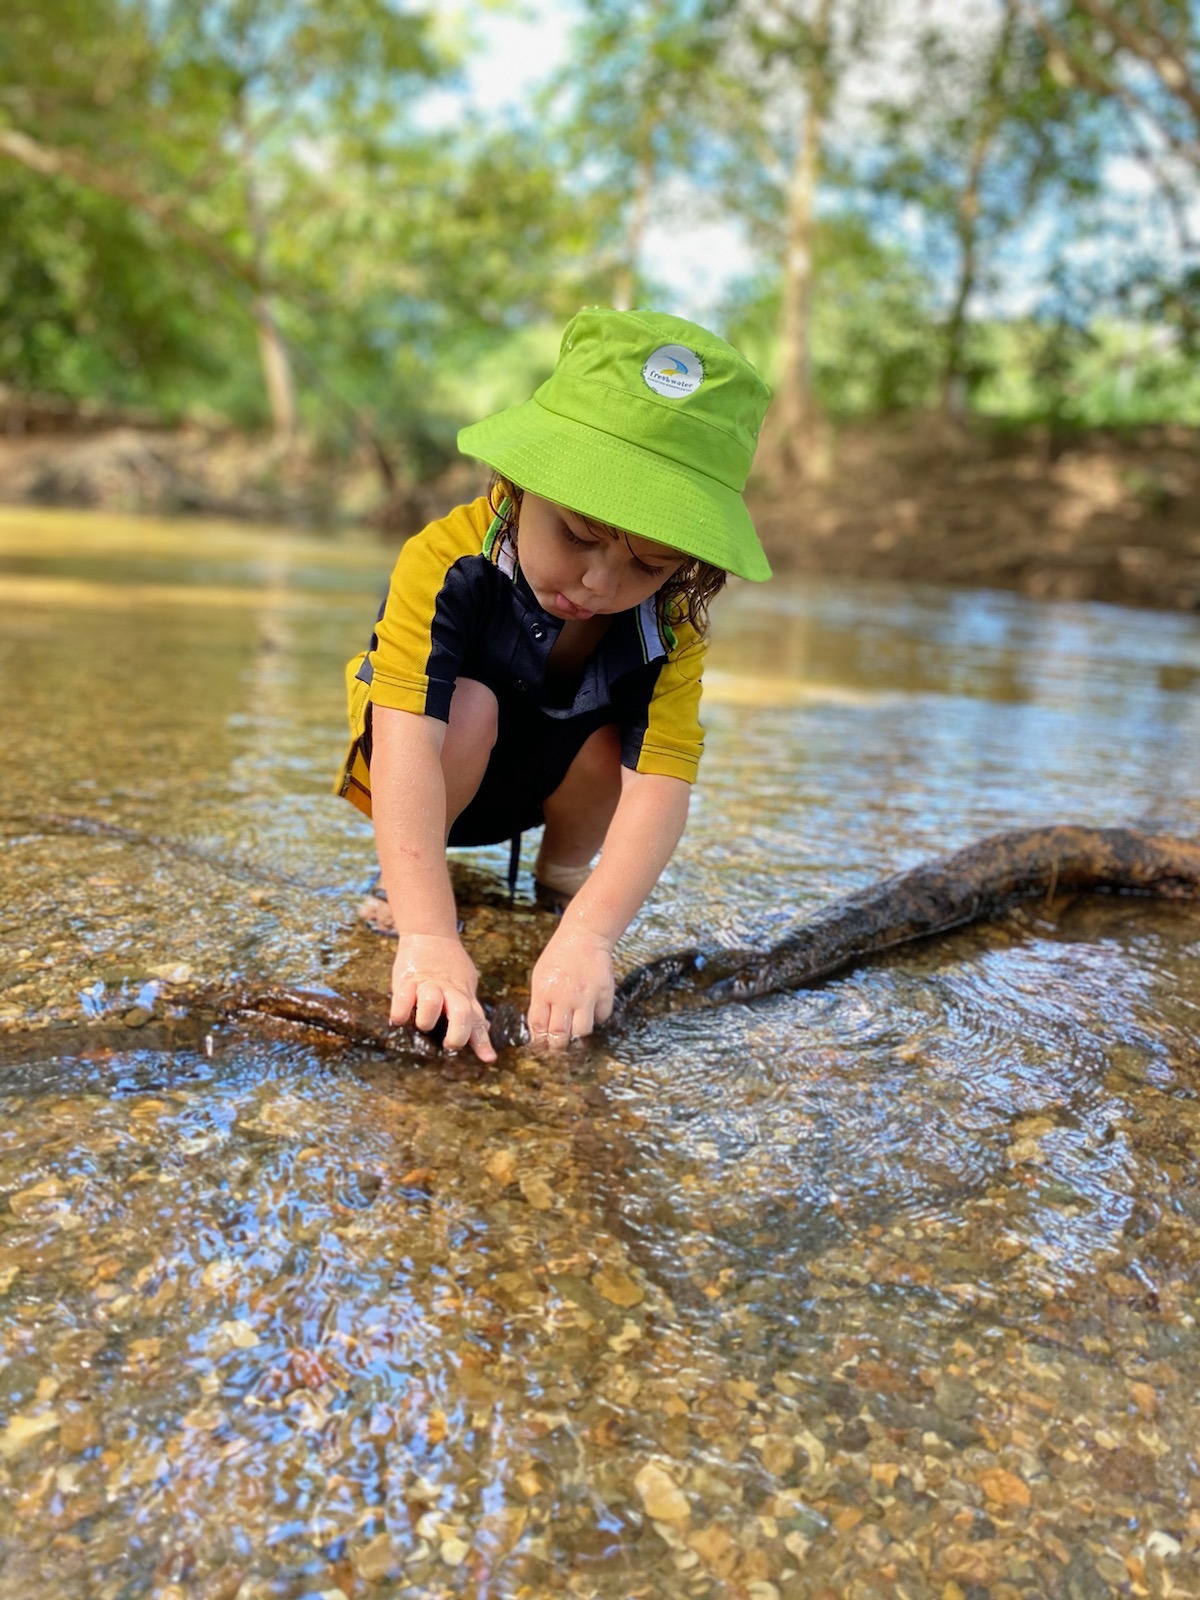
[582,557,618,598]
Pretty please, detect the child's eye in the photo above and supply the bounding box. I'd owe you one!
[635,558,665,577]
[561,525,594,550]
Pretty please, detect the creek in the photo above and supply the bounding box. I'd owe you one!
[1,506,1199,1599]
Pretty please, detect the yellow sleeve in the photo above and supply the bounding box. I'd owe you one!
[366,498,492,720]
[627,622,707,783]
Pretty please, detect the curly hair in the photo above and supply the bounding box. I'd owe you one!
[486,475,726,637]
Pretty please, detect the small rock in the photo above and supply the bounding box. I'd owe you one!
[483,1148,517,1185]
[122,1006,154,1028]
[1129,1381,1158,1419]
[634,1461,691,1526]
[216,1320,260,1350]
[439,1537,470,1566]
[977,1467,1030,1508]
[795,1429,826,1477]
[607,1318,642,1355]
[753,1434,795,1476]
[1145,1531,1182,1560]
[353,1533,401,1582]
[148,962,193,983]
[840,1418,871,1451]
[688,1524,738,1578]
[1064,1548,1111,1600]
[518,1173,555,1210]
[1006,1137,1043,1165]
[593,1266,644,1308]
[934,1374,977,1420]
[0,1411,59,1459]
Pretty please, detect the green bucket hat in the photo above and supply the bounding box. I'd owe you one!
[457,307,773,582]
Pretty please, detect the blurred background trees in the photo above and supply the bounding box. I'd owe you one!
[1,0,1196,486]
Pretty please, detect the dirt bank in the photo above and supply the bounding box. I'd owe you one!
[1,415,1196,612]
[750,420,1200,612]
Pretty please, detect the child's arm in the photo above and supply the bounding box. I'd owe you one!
[527,768,690,1044]
[370,705,496,1063]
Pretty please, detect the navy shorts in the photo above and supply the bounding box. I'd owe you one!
[449,691,616,847]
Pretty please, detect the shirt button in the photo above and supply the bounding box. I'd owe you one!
[531,624,545,641]
[514,679,528,693]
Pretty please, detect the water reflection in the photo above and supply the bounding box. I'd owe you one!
[2,510,1199,1597]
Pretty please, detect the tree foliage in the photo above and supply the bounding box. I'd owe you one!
[0,0,1196,456]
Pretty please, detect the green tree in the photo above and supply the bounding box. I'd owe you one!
[722,214,942,418]
[0,0,449,436]
[867,5,1098,417]
[552,0,735,311]
[1010,0,1198,350]
[711,0,883,474]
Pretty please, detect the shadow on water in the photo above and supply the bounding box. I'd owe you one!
[2,509,1200,1597]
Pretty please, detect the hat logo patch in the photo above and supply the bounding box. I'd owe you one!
[641,344,704,399]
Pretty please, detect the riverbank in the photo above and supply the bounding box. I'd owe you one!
[752,420,1200,613]
[1,416,1196,611]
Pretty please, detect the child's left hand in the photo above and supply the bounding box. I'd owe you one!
[528,925,615,1045]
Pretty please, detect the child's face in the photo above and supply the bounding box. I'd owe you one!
[517,493,686,622]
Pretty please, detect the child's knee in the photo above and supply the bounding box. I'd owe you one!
[571,723,621,779]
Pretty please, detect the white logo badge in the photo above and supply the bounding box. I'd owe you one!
[641,344,704,399]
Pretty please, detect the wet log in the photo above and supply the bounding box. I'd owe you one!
[611,826,1200,1018]
[200,826,1200,1050]
[199,984,528,1055]
[14,825,1194,1064]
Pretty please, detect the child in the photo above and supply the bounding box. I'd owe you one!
[336,307,772,1061]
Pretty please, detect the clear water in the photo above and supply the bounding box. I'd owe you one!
[2,506,1199,1598]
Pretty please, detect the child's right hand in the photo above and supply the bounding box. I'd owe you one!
[389,934,496,1063]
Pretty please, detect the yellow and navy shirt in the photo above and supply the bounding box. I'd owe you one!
[336,496,706,818]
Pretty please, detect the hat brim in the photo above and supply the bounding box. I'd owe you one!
[457,398,771,583]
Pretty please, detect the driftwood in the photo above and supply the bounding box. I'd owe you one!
[3,826,1194,1067]
[199,984,530,1055]
[610,824,1200,1017]
[144,825,1200,1057]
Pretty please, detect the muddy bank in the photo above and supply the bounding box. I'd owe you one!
[752,420,1200,613]
[1,414,1197,611]
[0,423,386,527]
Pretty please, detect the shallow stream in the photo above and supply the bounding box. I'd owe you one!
[1,507,1199,1600]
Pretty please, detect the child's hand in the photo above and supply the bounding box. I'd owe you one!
[528,926,615,1047]
[390,934,496,1063]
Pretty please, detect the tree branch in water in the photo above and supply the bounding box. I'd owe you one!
[199,826,1200,1050]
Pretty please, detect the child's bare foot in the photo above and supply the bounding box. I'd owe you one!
[533,855,594,913]
[358,890,397,935]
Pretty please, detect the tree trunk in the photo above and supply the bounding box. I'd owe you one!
[251,293,297,443]
[237,97,297,444]
[613,824,1200,1018]
[772,0,834,478]
[28,825,1197,1067]
[612,143,653,313]
[941,7,1017,418]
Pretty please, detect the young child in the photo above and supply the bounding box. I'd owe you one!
[336,307,772,1061]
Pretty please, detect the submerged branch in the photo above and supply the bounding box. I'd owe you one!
[127,825,1199,1057]
[612,825,1200,1016]
[7,826,1193,1066]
